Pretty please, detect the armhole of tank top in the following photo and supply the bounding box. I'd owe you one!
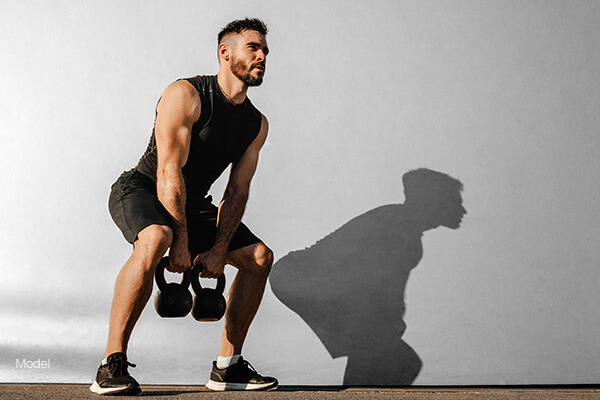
[180,77,213,132]
[202,87,214,130]
[254,110,262,141]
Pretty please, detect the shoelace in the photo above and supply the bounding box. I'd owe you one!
[241,359,258,375]
[108,357,136,377]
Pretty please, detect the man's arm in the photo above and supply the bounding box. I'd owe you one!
[195,114,269,278]
[155,80,201,272]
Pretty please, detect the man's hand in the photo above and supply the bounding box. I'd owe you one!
[167,236,192,273]
[193,245,227,278]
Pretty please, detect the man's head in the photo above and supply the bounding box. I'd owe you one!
[217,18,269,87]
[403,168,466,230]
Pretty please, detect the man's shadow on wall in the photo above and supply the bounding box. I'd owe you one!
[269,168,466,386]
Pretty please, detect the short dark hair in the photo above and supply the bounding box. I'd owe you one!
[218,18,268,43]
[403,168,463,205]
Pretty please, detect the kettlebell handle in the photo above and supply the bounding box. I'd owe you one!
[154,257,193,290]
[191,263,226,294]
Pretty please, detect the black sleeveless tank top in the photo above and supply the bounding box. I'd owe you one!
[135,75,263,202]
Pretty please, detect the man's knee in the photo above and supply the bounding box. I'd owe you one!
[135,224,173,254]
[253,243,274,276]
[228,242,274,277]
[131,225,173,276]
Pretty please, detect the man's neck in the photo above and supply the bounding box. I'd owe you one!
[403,204,440,233]
[217,71,248,105]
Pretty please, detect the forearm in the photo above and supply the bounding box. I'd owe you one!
[214,185,249,252]
[157,170,188,239]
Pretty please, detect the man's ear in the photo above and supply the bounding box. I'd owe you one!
[218,43,230,62]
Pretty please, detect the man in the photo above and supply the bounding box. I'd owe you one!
[90,18,277,395]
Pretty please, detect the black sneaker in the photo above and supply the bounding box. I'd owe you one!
[206,357,278,391]
[89,352,141,395]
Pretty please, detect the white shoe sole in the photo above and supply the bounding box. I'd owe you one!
[89,380,140,395]
[205,379,278,391]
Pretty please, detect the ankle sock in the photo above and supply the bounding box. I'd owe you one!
[216,355,241,369]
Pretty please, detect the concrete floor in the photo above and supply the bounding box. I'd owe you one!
[1,385,600,400]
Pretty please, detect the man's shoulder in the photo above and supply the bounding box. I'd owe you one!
[181,74,215,85]
[242,97,263,119]
[179,74,217,90]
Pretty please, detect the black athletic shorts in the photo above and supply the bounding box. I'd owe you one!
[108,169,261,255]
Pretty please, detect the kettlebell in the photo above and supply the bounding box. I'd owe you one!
[154,257,193,318]
[191,263,227,321]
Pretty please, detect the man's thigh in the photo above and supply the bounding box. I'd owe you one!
[225,241,273,273]
[186,203,262,258]
[109,170,174,244]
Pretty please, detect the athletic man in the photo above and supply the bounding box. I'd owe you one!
[90,18,278,395]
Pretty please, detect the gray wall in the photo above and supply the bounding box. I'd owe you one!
[2,0,600,386]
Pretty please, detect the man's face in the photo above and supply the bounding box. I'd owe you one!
[229,30,269,86]
[438,192,467,230]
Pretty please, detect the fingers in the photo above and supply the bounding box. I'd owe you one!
[192,255,209,277]
[201,269,224,279]
[192,254,204,268]
[198,265,219,279]
[165,264,187,273]
[193,253,224,279]
[166,256,191,273]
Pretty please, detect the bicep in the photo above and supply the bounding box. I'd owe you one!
[155,81,201,173]
[229,115,268,189]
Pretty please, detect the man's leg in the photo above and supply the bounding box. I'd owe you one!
[91,224,172,396]
[218,242,273,356]
[205,241,278,391]
[105,224,173,357]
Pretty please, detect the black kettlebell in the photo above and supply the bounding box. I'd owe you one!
[154,257,193,318]
[191,263,227,321]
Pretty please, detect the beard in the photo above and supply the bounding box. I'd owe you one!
[231,57,265,87]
